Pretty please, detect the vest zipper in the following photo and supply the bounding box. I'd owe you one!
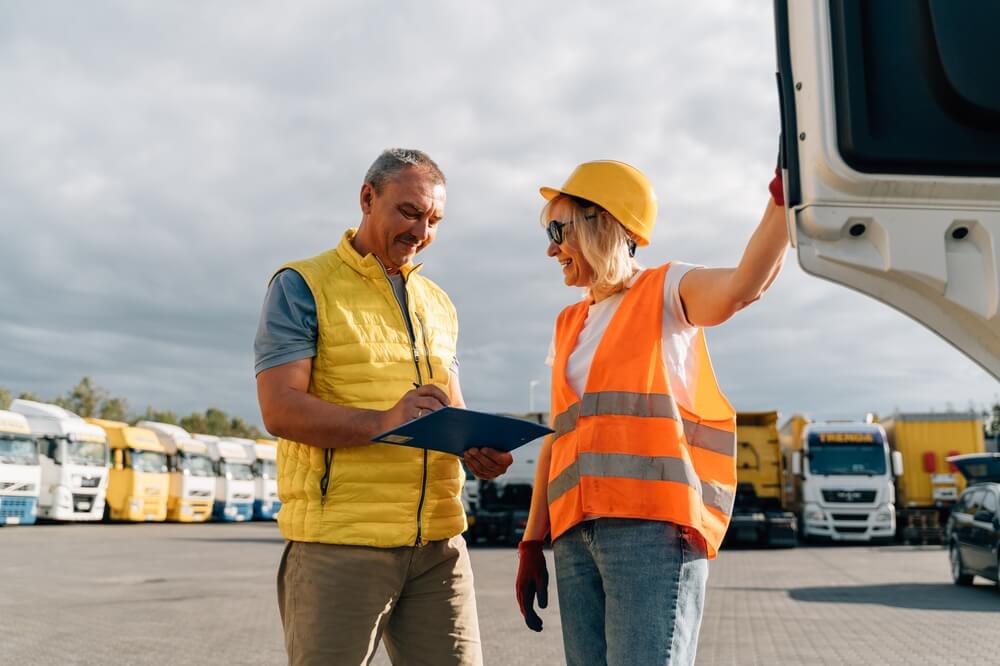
[415,312,434,381]
[319,449,333,502]
[376,260,429,545]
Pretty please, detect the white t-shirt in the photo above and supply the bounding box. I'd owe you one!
[545,263,701,411]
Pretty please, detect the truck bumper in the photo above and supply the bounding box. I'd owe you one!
[169,499,213,523]
[253,499,281,521]
[214,501,253,522]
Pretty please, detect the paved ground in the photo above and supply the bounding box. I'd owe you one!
[2,522,997,664]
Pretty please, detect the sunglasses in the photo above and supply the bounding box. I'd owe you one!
[546,218,638,257]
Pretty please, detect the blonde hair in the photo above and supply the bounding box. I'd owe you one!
[540,194,639,297]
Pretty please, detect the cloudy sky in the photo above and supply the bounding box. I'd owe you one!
[1,1,996,429]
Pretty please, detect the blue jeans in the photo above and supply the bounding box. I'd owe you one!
[553,519,709,666]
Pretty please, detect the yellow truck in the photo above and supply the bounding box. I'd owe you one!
[881,412,986,543]
[726,412,796,547]
[139,421,216,523]
[86,419,169,522]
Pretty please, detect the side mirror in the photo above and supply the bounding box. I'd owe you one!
[891,451,904,477]
[791,452,802,476]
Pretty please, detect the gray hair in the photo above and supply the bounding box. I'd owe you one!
[364,148,446,193]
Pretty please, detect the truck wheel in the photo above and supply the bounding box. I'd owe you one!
[950,543,974,586]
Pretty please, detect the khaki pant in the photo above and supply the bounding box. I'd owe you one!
[277,536,482,666]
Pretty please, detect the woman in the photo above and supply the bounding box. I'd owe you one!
[515,160,788,665]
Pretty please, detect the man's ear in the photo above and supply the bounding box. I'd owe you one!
[360,183,375,214]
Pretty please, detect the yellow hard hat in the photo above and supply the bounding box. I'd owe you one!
[540,160,657,246]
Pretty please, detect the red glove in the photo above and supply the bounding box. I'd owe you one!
[515,540,548,632]
[768,166,785,206]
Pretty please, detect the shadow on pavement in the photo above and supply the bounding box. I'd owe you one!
[172,537,285,544]
[788,582,1000,611]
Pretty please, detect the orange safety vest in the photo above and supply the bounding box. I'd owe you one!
[547,264,737,558]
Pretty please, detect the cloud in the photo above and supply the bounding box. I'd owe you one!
[1,1,995,427]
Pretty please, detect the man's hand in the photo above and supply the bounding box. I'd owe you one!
[463,447,513,479]
[380,384,450,431]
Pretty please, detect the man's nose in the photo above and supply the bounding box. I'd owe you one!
[411,219,432,240]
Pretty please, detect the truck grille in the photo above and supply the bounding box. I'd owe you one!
[834,525,868,533]
[79,476,101,488]
[72,494,95,512]
[0,496,34,518]
[187,489,211,498]
[831,513,869,521]
[822,489,876,503]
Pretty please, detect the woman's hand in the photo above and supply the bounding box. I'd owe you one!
[515,540,549,632]
[463,448,513,479]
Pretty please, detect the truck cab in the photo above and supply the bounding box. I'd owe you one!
[787,420,903,542]
[251,440,280,520]
[138,421,216,523]
[196,435,255,522]
[0,410,41,526]
[10,399,109,521]
[88,419,169,522]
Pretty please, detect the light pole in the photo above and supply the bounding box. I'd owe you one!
[528,379,541,414]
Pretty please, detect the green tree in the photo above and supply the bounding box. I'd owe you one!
[57,377,107,417]
[135,406,178,426]
[99,397,129,423]
[0,386,10,409]
[180,407,263,439]
[17,391,42,402]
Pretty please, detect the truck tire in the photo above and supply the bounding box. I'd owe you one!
[950,543,974,586]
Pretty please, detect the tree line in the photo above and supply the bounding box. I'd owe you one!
[0,377,264,440]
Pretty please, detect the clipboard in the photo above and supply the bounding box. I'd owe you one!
[371,407,554,456]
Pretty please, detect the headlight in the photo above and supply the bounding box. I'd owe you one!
[806,510,825,522]
[71,475,83,487]
[875,510,893,522]
[130,499,142,511]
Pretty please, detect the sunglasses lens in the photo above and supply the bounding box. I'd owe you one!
[547,221,563,244]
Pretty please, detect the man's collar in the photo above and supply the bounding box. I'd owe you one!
[336,228,423,279]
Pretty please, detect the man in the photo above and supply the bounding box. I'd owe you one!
[255,148,513,665]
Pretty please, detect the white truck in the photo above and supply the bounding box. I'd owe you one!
[251,440,280,520]
[138,421,217,523]
[195,434,256,522]
[785,419,903,543]
[0,410,42,526]
[10,399,109,521]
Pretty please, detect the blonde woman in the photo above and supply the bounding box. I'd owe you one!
[515,160,788,665]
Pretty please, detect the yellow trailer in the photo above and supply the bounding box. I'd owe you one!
[881,412,986,543]
[727,412,797,547]
[86,419,169,522]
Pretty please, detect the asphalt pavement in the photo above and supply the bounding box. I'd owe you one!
[2,522,997,664]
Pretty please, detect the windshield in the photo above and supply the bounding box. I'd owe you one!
[223,462,254,481]
[129,449,168,474]
[257,460,277,479]
[0,436,39,465]
[808,443,887,476]
[67,440,107,467]
[180,452,216,478]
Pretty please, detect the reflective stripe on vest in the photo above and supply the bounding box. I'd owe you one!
[551,390,737,459]
[548,451,736,516]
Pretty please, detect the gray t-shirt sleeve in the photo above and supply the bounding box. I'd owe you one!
[253,269,318,375]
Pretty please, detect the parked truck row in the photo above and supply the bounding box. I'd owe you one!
[0,399,281,527]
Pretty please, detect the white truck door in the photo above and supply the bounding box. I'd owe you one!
[775,0,1000,377]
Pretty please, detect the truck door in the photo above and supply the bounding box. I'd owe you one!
[775,1,1000,377]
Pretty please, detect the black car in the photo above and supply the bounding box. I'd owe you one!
[946,453,1000,587]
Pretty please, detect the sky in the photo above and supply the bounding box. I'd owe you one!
[1,1,996,429]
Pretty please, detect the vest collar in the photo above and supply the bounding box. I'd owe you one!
[335,228,423,280]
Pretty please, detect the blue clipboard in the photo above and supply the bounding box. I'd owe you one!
[371,407,554,457]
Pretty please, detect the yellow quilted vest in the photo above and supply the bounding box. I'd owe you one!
[275,229,465,547]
